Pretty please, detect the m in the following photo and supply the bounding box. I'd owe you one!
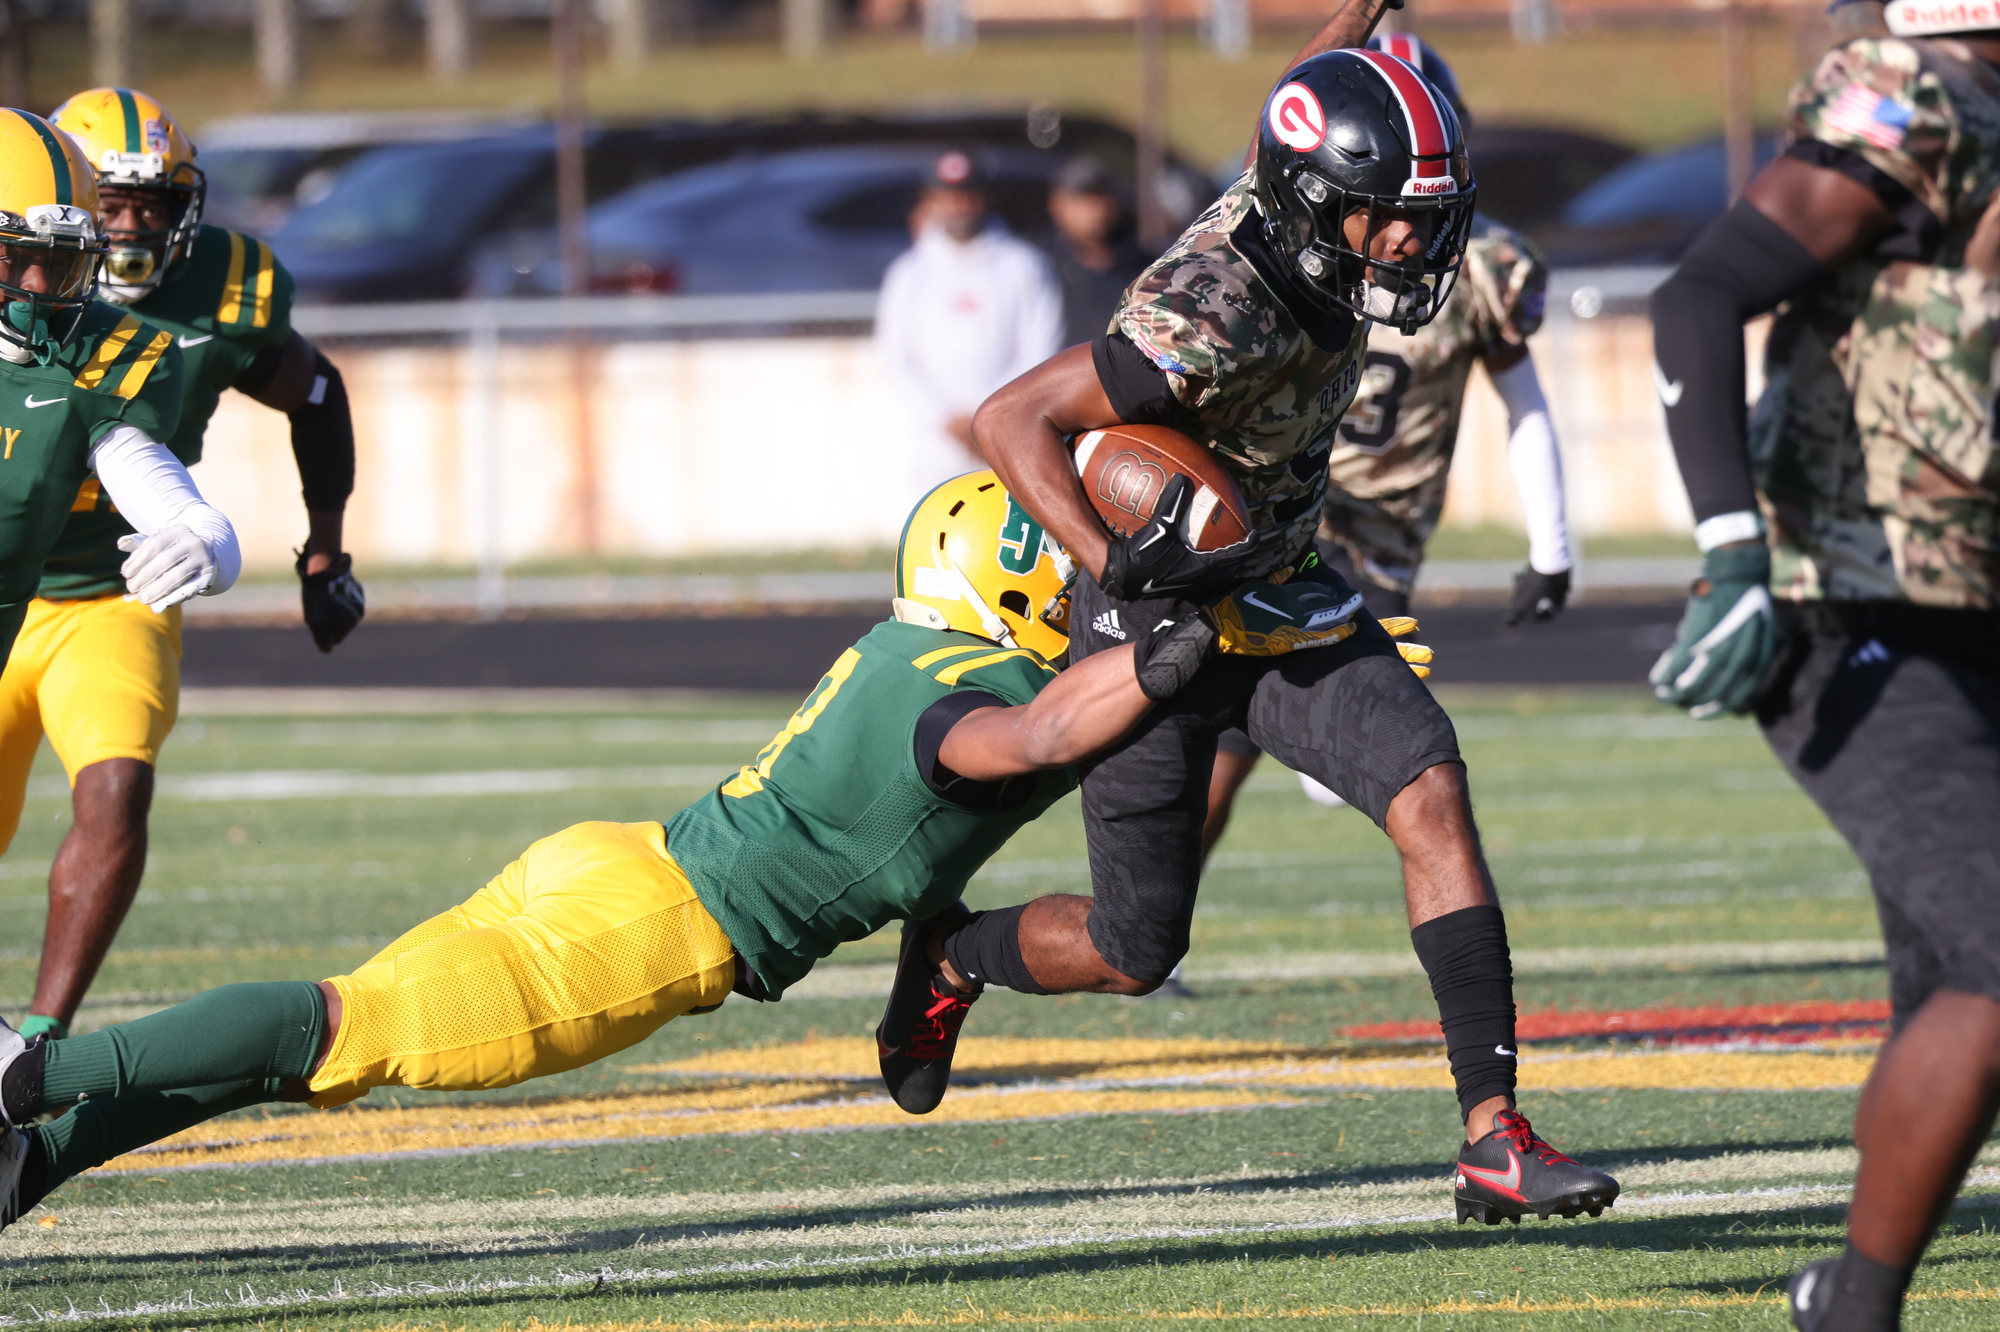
[0,88,366,1046]
[1043,155,1151,350]
[973,2,1619,1223]
[876,150,1063,496]
[1646,3,2000,1325]
[1203,32,1572,848]
[0,108,238,667]
[0,471,1226,1231]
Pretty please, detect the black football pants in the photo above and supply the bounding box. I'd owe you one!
[1758,602,2000,1026]
[1068,573,1461,984]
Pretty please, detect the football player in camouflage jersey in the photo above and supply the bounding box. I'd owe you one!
[0,90,366,1050]
[0,109,239,655]
[1647,3,2000,1325]
[0,473,1235,1237]
[1205,33,1573,852]
[978,0,1618,1225]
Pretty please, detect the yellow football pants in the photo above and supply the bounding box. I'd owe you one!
[308,820,737,1109]
[0,595,181,855]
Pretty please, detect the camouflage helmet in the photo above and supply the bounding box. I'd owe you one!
[1251,49,1476,336]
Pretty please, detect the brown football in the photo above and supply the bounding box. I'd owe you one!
[1072,424,1254,552]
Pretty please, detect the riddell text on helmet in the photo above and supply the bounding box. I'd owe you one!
[1403,177,1459,197]
[1885,0,2000,32]
[1268,83,1327,152]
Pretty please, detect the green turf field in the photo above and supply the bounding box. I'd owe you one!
[0,684,1991,1329]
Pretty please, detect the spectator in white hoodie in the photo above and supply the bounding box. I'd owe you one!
[876,150,1063,498]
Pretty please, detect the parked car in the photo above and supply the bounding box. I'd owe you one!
[1460,125,1635,233]
[469,144,1107,297]
[1532,134,1783,268]
[267,110,1216,303]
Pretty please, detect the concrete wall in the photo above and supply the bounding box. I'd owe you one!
[198,312,1691,574]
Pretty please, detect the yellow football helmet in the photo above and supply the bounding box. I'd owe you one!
[0,109,104,363]
[894,470,1074,661]
[49,88,203,302]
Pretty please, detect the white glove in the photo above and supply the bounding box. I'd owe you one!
[118,526,220,612]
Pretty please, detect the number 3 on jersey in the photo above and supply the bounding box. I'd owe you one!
[1338,351,1413,454]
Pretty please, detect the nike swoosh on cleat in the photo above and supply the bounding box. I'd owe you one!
[22,395,62,409]
[178,334,215,347]
[1457,1155,1523,1199]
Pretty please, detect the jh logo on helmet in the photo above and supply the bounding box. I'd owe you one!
[1268,83,1327,153]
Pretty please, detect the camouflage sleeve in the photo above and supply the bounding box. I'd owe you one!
[1790,38,1959,224]
[1112,298,1220,415]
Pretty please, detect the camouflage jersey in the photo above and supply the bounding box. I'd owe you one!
[0,303,183,660]
[666,621,1073,999]
[1110,174,1367,576]
[38,224,293,601]
[1752,36,2000,607]
[1319,219,1548,592]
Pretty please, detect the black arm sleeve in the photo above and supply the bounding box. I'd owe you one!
[1090,330,1207,438]
[1648,199,1825,525]
[913,690,1035,812]
[289,350,355,512]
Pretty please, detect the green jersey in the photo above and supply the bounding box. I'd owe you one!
[666,621,1071,999]
[39,225,292,600]
[0,302,183,657]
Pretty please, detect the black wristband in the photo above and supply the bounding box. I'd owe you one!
[289,351,355,512]
[1130,614,1215,701]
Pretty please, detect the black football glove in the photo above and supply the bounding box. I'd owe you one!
[1098,474,1260,601]
[297,546,365,653]
[1130,611,1217,701]
[1504,566,1571,626]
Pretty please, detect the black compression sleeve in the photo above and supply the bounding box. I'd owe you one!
[1090,330,1206,438]
[290,351,355,512]
[1648,199,1825,525]
[914,691,1036,811]
[1409,905,1517,1120]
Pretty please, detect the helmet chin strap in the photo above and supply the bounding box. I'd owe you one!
[946,558,1019,648]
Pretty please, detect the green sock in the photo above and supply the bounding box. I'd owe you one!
[27,1080,278,1209]
[38,982,325,1117]
[17,1015,67,1042]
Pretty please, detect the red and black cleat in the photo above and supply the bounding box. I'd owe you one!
[877,906,982,1115]
[1454,1108,1620,1224]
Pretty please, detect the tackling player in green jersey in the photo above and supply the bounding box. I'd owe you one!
[0,108,238,661]
[0,470,1234,1233]
[0,89,365,1050]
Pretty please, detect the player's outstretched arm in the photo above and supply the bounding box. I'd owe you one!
[238,330,364,652]
[937,618,1214,780]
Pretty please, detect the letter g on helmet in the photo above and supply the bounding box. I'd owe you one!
[1250,49,1476,335]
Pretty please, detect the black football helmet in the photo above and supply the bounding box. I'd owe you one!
[1251,48,1475,335]
[1367,31,1467,126]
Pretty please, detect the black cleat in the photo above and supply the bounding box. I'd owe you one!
[1787,1257,1842,1331]
[1454,1108,1620,1224]
[876,904,981,1115]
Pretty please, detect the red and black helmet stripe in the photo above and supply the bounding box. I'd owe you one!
[1348,47,1456,182]
[1377,31,1424,67]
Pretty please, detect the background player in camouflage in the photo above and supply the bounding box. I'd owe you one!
[977,0,1618,1225]
[0,109,238,662]
[1647,3,2000,1325]
[1204,32,1573,854]
[0,471,1237,1237]
[0,89,366,1047]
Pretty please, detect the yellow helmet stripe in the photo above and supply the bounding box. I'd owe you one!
[113,328,174,400]
[13,110,73,207]
[116,88,142,154]
[73,313,142,390]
